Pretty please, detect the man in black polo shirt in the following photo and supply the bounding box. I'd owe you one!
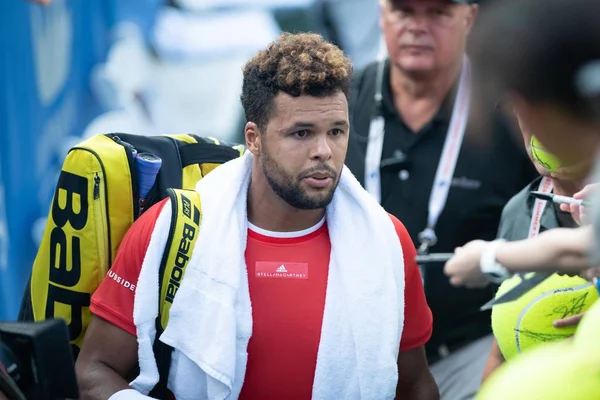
[345,0,536,398]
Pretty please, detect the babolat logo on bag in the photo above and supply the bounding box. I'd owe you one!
[45,172,92,336]
[28,135,132,358]
[159,190,202,330]
[165,194,200,304]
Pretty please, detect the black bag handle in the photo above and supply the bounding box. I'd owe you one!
[179,141,242,168]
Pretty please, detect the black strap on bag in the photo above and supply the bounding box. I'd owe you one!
[179,140,242,168]
[148,191,179,400]
[149,324,173,400]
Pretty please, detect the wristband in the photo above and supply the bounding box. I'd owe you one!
[480,239,512,284]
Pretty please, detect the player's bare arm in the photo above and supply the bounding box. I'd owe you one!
[397,346,439,399]
[75,316,138,400]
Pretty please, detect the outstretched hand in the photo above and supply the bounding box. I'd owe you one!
[443,240,491,288]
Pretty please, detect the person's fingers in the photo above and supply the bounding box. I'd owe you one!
[560,203,570,212]
[443,262,453,275]
[553,313,584,328]
[569,204,582,225]
[449,275,463,287]
[573,182,599,199]
[573,187,588,199]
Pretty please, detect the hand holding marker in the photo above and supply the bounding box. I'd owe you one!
[417,187,600,297]
[529,191,592,207]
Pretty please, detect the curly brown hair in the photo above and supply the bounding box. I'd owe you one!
[241,32,353,130]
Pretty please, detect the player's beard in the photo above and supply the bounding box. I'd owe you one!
[260,145,338,210]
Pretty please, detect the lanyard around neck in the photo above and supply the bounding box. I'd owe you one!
[528,176,554,238]
[364,56,472,252]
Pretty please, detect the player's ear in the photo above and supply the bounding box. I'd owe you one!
[245,122,262,156]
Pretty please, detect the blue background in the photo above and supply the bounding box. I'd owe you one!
[0,0,160,320]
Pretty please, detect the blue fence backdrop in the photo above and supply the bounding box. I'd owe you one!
[0,0,162,321]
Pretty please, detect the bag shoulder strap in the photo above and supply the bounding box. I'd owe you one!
[150,188,202,399]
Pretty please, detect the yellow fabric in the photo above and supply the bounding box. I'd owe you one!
[31,134,133,352]
[168,134,203,189]
[159,189,202,330]
[478,341,600,399]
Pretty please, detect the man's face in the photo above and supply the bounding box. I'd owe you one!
[381,0,477,76]
[253,91,349,210]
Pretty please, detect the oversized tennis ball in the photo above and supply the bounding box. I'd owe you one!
[477,340,600,400]
[530,135,563,172]
[491,273,598,360]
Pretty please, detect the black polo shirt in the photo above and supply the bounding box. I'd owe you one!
[346,59,538,357]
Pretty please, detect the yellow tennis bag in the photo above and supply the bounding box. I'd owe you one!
[18,133,243,368]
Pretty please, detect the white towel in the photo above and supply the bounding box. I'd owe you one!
[130,152,405,400]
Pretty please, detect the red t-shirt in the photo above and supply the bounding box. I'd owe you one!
[91,199,432,399]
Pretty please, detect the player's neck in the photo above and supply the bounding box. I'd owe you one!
[247,171,325,233]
